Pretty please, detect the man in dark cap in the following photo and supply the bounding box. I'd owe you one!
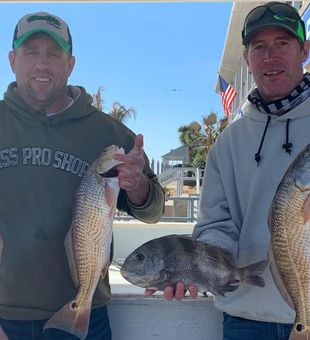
[0,11,165,340]
[148,2,310,339]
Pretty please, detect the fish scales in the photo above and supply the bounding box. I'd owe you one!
[269,143,310,340]
[70,169,113,307]
[44,145,125,340]
[121,234,266,296]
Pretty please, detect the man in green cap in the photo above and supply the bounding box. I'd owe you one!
[147,2,310,339]
[0,11,165,340]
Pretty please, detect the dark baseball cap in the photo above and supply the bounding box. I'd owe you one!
[242,1,306,46]
[13,12,72,52]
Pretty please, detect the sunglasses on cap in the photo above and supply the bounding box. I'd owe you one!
[242,2,305,45]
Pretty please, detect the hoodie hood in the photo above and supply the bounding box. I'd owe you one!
[243,101,310,166]
[3,82,97,124]
[242,78,310,166]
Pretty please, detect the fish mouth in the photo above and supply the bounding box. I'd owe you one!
[120,270,145,285]
[120,269,129,279]
[99,168,119,178]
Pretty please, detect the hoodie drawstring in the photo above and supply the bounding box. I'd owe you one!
[255,116,271,167]
[282,119,292,155]
[254,117,293,167]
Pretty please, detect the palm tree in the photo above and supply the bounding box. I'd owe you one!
[92,87,104,111]
[109,102,136,124]
[178,122,202,165]
[92,87,136,124]
[178,112,227,168]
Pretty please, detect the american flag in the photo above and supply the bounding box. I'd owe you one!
[218,75,237,117]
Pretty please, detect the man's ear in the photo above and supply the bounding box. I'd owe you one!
[67,55,76,78]
[243,49,250,67]
[8,50,16,74]
[302,40,310,63]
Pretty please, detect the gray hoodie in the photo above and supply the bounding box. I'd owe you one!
[193,96,310,323]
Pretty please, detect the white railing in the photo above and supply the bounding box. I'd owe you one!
[157,168,180,186]
[115,195,200,223]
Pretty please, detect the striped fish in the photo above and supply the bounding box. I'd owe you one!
[269,143,310,340]
[44,145,125,339]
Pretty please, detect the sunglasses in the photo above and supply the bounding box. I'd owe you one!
[242,2,305,42]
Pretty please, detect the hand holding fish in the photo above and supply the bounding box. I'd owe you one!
[113,134,150,206]
[145,282,199,300]
[121,235,266,300]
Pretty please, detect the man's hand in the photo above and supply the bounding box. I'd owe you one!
[145,283,199,301]
[113,134,149,205]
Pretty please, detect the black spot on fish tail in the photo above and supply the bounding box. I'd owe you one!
[289,322,310,339]
[296,324,305,332]
[71,302,78,309]
[44,300,91,340]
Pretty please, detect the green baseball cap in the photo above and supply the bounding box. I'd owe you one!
[13,12,72,52]
[242,1,306,46]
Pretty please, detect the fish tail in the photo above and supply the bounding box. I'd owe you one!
[239,260,267,287]
[289,325,310,340]
[43,300,91,340]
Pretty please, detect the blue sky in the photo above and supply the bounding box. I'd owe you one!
[0,2,232,164]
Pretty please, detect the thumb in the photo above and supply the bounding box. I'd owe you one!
[133,134,144,154]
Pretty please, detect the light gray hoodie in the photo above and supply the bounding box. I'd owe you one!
[193,96,310,323]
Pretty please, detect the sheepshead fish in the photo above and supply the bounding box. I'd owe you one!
[44,145,125,340]
[121,234,266,295]
[269,143,310,340]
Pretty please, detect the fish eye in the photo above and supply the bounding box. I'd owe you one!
[136,253,145,262]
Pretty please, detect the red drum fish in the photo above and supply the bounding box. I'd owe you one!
[269,143,310,340]
[44,145,124,339]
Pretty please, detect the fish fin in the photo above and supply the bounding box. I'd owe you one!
[104,181,118,219]
[105,180,116,208]
[101,263,109,279]
[44,300,91,340]
[206,245,237,267]
[268,245,295,309]
[267,204,273,232]
[289,324,310,340]
[95,146,125,175]
[303,194,310,224]
[239,260,267,287]
[64,227,79,287]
